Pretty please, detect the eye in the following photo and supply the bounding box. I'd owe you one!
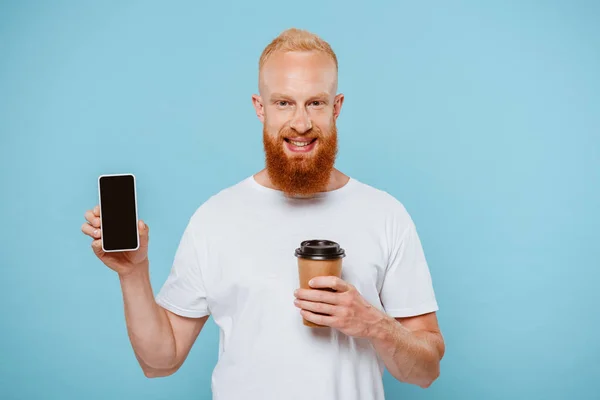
[277,101,289,107]
[310,101,325,107]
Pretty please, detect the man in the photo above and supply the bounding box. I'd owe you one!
[82,28,444,399]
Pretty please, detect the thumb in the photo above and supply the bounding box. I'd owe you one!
[138,220,149,247]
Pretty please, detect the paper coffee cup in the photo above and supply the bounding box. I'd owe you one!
[295,240,346,328]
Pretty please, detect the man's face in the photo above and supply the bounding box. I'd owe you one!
[252,51,344,196]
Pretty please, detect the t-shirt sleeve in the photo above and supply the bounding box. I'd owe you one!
[155,220,210,318]
[380,218,439,318]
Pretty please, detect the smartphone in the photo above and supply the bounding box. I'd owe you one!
[97,173,140,252]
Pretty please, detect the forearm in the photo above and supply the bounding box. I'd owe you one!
[368,315,443,388]
[119,262,177,372]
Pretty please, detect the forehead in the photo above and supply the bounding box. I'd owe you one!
[260,51,337,99]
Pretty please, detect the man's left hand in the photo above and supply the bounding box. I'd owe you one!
[293,276,387,338]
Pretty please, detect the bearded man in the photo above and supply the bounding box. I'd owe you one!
[82,28,444,400]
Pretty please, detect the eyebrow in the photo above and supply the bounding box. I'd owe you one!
[269,92,331,101]
[269,93,293,101]
[308,92,331,101]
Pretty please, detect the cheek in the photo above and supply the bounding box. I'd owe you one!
[309,109,334,127]
[265,114,287,134]
[266,122,282,137]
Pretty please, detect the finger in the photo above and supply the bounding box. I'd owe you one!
[91,239,104,254]
[301,309,336,327]
[294,288,342,305]
[138,220,149,248]
[308,276,349,292]
[93,205,100,217]
[85,210,101,228]
[81,222,101,239]
[294,299,338,316]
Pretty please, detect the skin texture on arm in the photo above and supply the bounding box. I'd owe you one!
[369,313,445,388]
[119,264,209,377]
[134,310,208,378]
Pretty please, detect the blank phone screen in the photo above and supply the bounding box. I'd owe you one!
[98,175,138,251]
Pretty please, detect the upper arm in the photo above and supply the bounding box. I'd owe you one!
[396,312,445,360]
[153,215,212,373]
[137,308,209,378]
[164,309,209,371]
[380,219,438,318]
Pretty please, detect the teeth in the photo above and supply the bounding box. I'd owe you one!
[290,140,311,147]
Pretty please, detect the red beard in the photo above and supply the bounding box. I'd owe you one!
[263,120,338,197]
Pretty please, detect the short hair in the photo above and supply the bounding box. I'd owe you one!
[259,28,338,76]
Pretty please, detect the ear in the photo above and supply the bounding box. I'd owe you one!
[333,93,344,120]
[252,94,265,123]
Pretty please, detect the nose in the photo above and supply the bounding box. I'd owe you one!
[289,108,312,134]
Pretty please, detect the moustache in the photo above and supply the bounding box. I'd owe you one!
[277,125,323,140]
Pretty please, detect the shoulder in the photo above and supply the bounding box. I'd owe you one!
[350,178,413,225]
[186,176,253,228]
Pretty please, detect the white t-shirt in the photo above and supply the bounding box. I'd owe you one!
[155,175,438,400]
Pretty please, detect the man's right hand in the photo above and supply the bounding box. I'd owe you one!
[81,205,150,277]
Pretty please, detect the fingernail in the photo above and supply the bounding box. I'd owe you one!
[309,279,314,286]
[93,230,98,236]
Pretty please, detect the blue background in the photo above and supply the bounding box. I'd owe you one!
[1,1,599,399]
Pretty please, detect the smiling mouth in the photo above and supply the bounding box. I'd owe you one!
[284,138,317,147]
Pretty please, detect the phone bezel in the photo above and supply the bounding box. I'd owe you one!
[97,173,140,253]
